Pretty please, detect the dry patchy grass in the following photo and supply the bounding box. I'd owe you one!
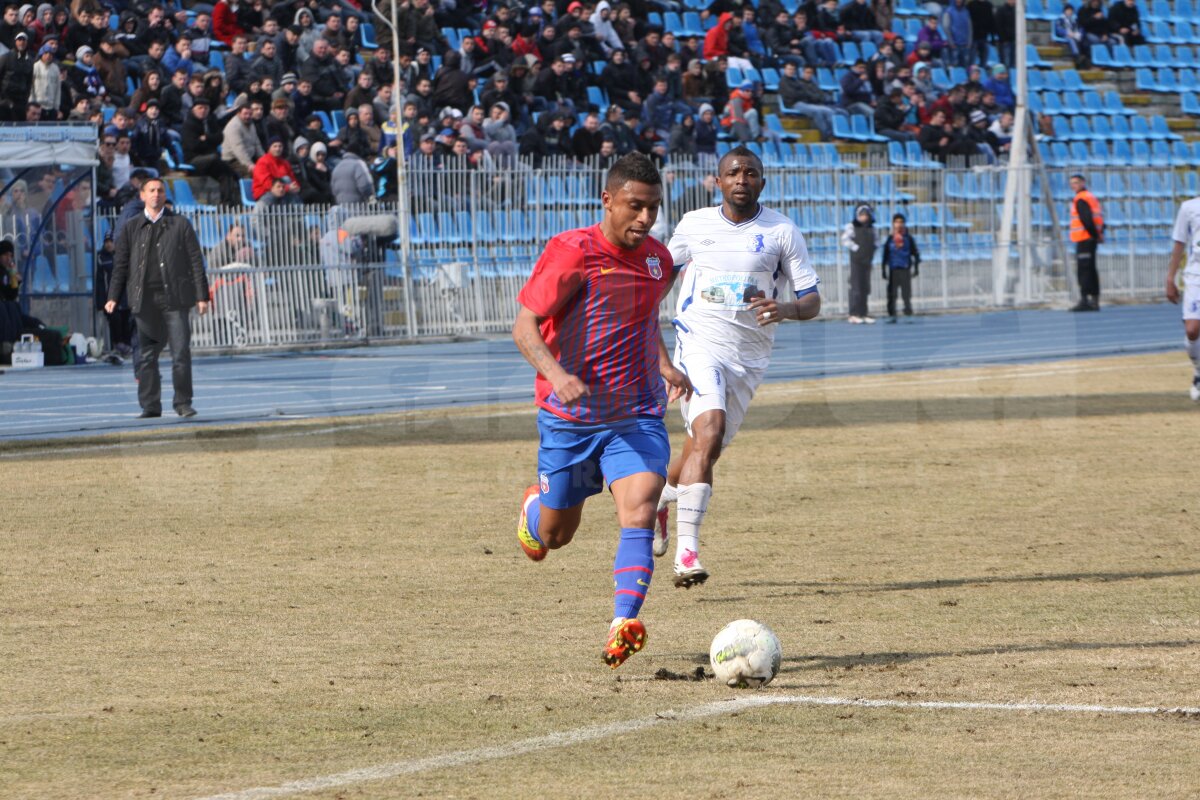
[2,353,1198,799]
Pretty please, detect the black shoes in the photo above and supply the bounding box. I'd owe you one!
[139,409,161,418]
[1070,297,1100,312]
[175,405,197,418]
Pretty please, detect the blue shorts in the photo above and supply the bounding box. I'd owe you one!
[536,409,670,510]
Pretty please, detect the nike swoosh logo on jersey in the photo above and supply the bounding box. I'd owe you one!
[600,264,617,274]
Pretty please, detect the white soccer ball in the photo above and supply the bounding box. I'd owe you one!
[709,619,782,689]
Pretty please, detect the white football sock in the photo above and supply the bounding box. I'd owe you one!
[675,483,712,560]
[657,483,678,510]
[1187,336,1200,375]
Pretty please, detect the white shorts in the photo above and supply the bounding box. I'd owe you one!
[676,341,767,448]
[1184,282,1200,321]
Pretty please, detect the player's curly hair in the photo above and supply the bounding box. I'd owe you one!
[605,152,662,191]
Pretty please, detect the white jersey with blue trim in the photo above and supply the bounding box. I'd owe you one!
[1172,197,1200,285]
[667,203,819,366]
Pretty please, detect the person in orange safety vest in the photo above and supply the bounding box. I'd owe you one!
[1069,173,1104,311]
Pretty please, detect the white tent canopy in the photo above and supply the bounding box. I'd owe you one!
[0,124,97,168]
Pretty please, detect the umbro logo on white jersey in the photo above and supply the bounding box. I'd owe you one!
[700,239,715,246]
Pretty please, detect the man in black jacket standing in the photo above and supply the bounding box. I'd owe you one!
[106,177,210,418]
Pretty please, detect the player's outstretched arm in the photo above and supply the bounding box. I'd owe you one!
[1167,241,1185,304]
[512,305,590,403]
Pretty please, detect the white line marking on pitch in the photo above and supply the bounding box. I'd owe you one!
[193,693,1200,800]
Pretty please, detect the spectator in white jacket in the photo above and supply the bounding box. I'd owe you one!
[30,42,59,119]
[590,1,624,57]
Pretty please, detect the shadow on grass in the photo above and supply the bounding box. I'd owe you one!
[735,567,1200,597]
[776,638,1199,674]
[697,568,1200,605]
[670,637,1197,674]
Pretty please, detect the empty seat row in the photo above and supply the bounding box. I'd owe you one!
[1092,42,1200,69]
[1038,138,1196,167]
[1043,113,1181,142]
[1026,90,1135,117]
[1133,66,1200,93]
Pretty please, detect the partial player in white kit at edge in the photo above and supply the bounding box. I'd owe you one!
[657,145,822,586]
[1167,196,1200,401]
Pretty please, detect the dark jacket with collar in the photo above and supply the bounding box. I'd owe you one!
[110,208,208,313]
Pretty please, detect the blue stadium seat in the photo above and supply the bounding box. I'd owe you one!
[1081,90,1104,114]
[1042,92,1063,115]
[1090,116,1113,139]
[1088,141,1111,167]
[682,12,704,35]
[1042,70,1064,91]
[816,68,837,91]
[851,114,887,142]
[1026,44,1050,67]
[1069,116,1094,140]
[1153,44,1177,67]
[764,113,795,140]
[1131,115,1153,138]
[1131,140,1152,166]
[1060,91,1083,115]
[832,114,853,140]
[239,179,254,206]
[1147,141,1166,166]
[1178,170,1200,195]
[1111,138,1133,165]
[840,41,861,64]
[1028,70,1045,91]
[1112,43,1138,66]
[1047,141,1068,166]
[887,140,909,167]
[1091,43,1114,67]
[1135,67,1162,91]
[1069,141,1090,165]
[587,85,606,108]
[760,67,780,92]
[1151,114,1181,140]
[906,141,941,168]
[1104,91,1135,115]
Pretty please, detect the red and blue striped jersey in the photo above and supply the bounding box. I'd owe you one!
[517,225,676,423]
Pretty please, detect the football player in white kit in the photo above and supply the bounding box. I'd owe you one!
[657,146,822,586]
[1167,195,1200,401]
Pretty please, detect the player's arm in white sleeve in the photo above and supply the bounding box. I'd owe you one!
[779,225,821,321]
[748,224,820,325]
[666,216,692,275]
[1168,204,1189,303]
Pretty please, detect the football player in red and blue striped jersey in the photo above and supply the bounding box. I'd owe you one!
[512,153,693,669]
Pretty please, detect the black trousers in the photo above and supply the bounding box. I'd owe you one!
[1075,238,1100,299]
[134,295,193,413]
[886,269,913,317]
[849,259,872,317]
[105,308,135,349]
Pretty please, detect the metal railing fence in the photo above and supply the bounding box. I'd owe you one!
[94,157,1191,352]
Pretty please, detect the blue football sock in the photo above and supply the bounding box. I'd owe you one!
[526,496,544,546]
[613,527,654,620]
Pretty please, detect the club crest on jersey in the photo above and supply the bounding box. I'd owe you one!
[747,234,765,253]
[645,254,662,279]
[539,472,550,494]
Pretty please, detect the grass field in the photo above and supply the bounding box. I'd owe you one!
[3,352,1199,799]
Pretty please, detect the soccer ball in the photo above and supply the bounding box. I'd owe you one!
[709,619,782,689]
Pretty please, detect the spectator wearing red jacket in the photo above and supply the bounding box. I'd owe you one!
[251,137,300,201]
[212,0,244,47]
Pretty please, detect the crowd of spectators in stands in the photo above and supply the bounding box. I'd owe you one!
[0,0,1145,201]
